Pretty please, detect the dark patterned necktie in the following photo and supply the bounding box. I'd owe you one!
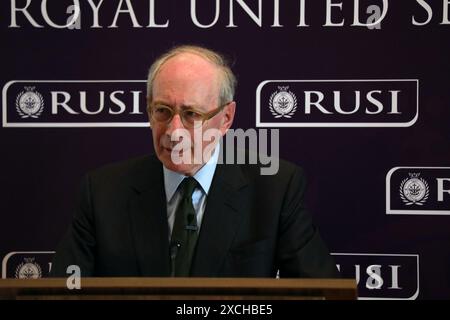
[170,177,199,277]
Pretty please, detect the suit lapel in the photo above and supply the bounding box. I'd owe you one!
[191,163,248,276]
[128,156,170,276]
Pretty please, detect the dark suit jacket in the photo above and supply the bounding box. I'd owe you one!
[51,154,339,278]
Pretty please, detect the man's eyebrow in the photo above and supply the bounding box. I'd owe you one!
[181,104,203,110]
[152,101,206,111]
[152,100,172,106]
[178,104,207,112]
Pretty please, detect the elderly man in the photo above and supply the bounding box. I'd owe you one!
[51,45,338,278]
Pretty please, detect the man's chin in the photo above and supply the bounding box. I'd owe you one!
[156,153,198,176]
[163,161,200,176]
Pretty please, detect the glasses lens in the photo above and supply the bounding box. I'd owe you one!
[181,109,204,128]
[152,105,172,122]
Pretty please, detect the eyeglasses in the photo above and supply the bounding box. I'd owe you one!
[148,102,229,129]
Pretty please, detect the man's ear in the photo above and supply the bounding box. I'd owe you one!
[220,101,236,135]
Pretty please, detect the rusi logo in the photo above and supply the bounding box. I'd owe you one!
[256,79,419,127]
[269,86,297,118]
[386,167,450,215]
[2,80,148,127]
[332,253,420,300]
[399,173,429,206]
[2,251,55,279]
[15,86,44,118]
[15,258,42,279]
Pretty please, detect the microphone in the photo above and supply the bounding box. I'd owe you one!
[170,241,181,277]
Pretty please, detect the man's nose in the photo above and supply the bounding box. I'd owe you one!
[165,113,185,135]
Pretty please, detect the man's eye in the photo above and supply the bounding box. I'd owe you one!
[184,110,202,119]
[154,106,170,114]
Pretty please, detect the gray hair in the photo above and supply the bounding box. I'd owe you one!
[146,45,237,106]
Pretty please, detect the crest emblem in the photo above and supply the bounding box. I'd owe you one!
[15,257,42,279]
[399,173,429,205]
[15,86,44,118]
[269,86,297,118]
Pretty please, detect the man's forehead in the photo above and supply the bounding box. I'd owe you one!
[152,57,219,106]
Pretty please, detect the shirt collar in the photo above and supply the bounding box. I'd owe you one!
[163,143,220,202]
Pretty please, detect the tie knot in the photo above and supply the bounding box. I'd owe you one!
[180,177,198,199]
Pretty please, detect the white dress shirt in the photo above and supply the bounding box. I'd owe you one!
[163,144,220,239]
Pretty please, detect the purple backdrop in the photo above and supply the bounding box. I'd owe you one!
[1,0,449,299]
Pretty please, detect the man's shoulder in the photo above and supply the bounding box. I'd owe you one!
[216,151,306,194]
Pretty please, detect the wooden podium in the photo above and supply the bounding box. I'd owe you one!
[0,278,356,300]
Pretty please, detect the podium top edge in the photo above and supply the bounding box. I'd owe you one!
[0,277,356,290]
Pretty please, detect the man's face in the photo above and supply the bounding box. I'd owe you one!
[149,53,235,176]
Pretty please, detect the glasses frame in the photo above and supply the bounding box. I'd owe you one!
[148,101,230,128]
